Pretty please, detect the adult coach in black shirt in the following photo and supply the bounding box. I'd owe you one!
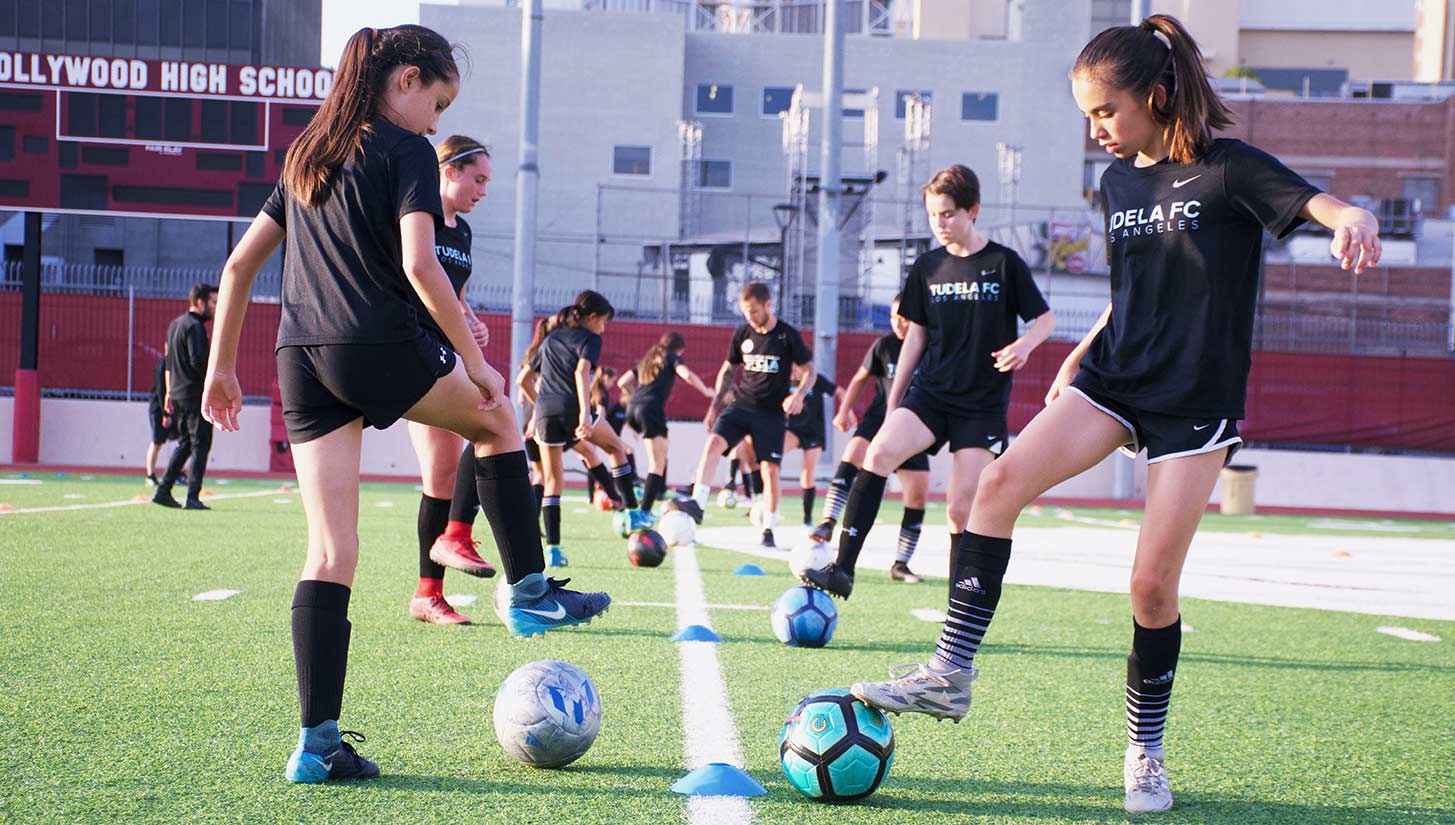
[152,283,216,509]
[680,281,813,549]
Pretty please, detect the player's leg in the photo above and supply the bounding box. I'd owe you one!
[587,418,640,512]
[537,442,568,567]
[889,467,930,583]
[683,408,746,524]
[813,435,869,541]
[799,445,821,526]
[574,435,621,510]
[182,409,214,505]
[152,413,194,507]
[641,435,670,512]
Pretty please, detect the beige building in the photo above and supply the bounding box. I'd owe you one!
[1415,0,1455,80]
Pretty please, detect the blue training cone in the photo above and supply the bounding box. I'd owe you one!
[670,624,722,642]
[671,762,767,797]
[732,563,766,576]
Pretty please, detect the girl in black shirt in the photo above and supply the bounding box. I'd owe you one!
[616,332,714,512]
[850,15,1381,815]
[200,25,609,785]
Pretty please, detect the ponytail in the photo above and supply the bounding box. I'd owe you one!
[637,331,686,385]
[521,315,556,369]
[284,24,458,207]
[590,367,617,409]
[1072,14,1232,163]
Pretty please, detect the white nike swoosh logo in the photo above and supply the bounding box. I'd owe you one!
[1172,175,1201,188]
[1193,424,1210,431]
[520,603,567,620]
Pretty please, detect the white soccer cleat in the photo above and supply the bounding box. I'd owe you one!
[1123,748,1174,813]
[850,661,975,722]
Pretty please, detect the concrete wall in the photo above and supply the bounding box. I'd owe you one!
[1239,30,1417,80]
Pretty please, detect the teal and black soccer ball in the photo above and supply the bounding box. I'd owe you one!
[770,585,837,648]
[779,689,894,802]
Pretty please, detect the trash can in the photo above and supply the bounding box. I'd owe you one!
[1219,465,1258,516]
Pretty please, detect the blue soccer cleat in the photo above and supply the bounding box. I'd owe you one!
[285,728,380,784]
[547,545,569,568]
[628,509,656,532]
[502,573,610,638]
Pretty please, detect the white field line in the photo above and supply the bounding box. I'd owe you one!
[620,600,768,611]
[1376,626,1442,642]
[0,487,295,515]
[673,544,753,825]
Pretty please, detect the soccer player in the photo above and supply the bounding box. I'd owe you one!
[152,282,218,510]
[144,353,177,486]
[802,163,1054,599]
[678,281,814,549]
[849,16,1380,814]
[616,332,714,512]
[784,368,845,526]
[200,25,610,784]
[812,295,934,583]
[403,134,497,627]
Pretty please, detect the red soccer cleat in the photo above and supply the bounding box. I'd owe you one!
[429,534,498,578]
[409,595,471,625]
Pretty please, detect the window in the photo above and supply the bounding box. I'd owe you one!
[1402,175,1439,213]
[695,83,734,115]
[762,86,794,117]
[697,159,731,190]
[842,88,866,119]
[895,90,932,119]
[612,145,651,176]
[94,248,124,267]
[960,92,998,121]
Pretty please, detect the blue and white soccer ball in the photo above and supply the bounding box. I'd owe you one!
[770,585,838,648]
[779,688,895,802]
[492,659,602,768]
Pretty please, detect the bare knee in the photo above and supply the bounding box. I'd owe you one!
[863,443,896,476]
[1130,569,1180,623]
[946,500,972,528]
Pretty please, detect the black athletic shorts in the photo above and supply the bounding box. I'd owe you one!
[626,403,668,439]
[853,410,931,472]
[148,409,178,445]
[713,404,786,465]
[1068,379,1242,465]
[277,327,456,444]
[900,386,1007,457]
[533,410,600,449]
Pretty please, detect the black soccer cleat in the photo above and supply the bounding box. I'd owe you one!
[800,562,854,600]
[759,528,776,549]
[675,497,704,525]
[809,519,835,543]
[184,498,211,511]
[151,490,182,508]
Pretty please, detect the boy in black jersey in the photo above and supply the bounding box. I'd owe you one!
[850,16,1381,815]
[784,369,845,526]
[199,25,609,785]
[813,295,934,582]
[617,331,715,512]
[680,281,814,549]
[803,165,1054,599]
[144,354,177,486]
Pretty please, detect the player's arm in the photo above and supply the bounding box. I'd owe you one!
[202,212,284,431]
[617,368,638,395]
[459,289,488,350]
[705,361,736,427]
[676,363,716,398]
[992,309,1056,373]
[1301,193,1381,275]
[1047,303,1110,405]
[515,364,539,405]
[782,360,815,417]
[886,323,926,412]
[833,367,872,431]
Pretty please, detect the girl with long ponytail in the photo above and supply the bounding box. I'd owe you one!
[616,331,714,512]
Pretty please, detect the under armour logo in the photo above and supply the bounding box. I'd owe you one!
[845,527,859,537]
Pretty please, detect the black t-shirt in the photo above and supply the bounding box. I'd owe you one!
[787,373,837,437]
[262,117,444,348]
[533,326,603,418]
[165,310,209,405]
[1082,138,1320,418]
[149,357,166,415]
[899,241,1049,416]
[861,333,903,420]
[627,351,681,413]
[412,216,472,339]
[725,319,812,412]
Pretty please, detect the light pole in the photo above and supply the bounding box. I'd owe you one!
[997,141,1023,230]
[773,202,798,315]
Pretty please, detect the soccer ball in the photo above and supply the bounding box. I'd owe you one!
[788,538,835,578]
[627,529,667,567]
[779,689,894,802]
[717,488,739,509]
[493,659,602,768]
[657,509,696,547]
[770,585,837,648]
[592,489,615,511]
[749,499,767,529]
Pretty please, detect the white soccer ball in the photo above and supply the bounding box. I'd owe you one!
[717,488,739,509]
[749,499,767,530]
[657,509,696,547]
[493,659,602,768]
[789,538,835,578]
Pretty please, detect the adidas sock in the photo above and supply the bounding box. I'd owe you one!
[292,580,351,729]
[417,494,450,579]
[932,532,1011,671]
[611,462,639,509]
[834,470,887,575]
[642,472,666,512]
[823,461,857,524]
[588,463,621,506]
[474,451,545,583]
[542,497,562,547]
[1127,616,1181,755]
[896,507,924,564]
[448,445,480,525]
[802,486,816,524]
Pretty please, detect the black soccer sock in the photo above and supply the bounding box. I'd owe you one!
[448,445,480,525]
[626,454,639,483]
[823,461,858,524]
[588,463,621,505]
[947,531,962,592]
[802,486,816,524]
[896,507,925,564]
[532,483,544,513]
[749,470,764,499]
[584,471,597,500]
[1127,617,1181,754]
[292,580,351,728]
[611,462,639,509]
[835,470,887,575]
[642,473,666,511]
[474,451,546,583]
[417,494,450,579]
[727,458,741,490]
[932,532,1011,671]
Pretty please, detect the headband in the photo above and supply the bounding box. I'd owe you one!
[440,147,488,167]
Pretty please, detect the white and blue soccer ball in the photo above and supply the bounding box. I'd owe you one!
[771,585,838,648]
[492,659,602,768]
[788,538,835,578]
[717,488,739,509]
[657,509,696,547]
[779,688,894,802]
